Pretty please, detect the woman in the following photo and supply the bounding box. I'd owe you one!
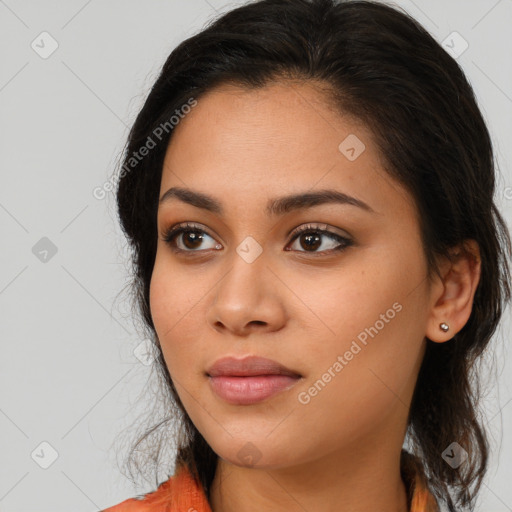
[102,0,511,511]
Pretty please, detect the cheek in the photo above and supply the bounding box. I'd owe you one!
[149,262,177,344]
[292,247,430,404]
[149,252,202,332]
[149,258,197,375]
[285,269,428,457]
[291,257,424,357]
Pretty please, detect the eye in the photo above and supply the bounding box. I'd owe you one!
[286,223,353,254]
[162,222,221,253]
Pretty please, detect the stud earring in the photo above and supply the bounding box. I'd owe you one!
[439,322,449,332]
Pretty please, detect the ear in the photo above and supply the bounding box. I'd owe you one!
[426,239,481,343]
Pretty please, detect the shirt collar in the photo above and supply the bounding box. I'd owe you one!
[119,451,439,512]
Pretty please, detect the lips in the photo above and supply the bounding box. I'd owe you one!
[206,355,301,378]
[206,356,302,405]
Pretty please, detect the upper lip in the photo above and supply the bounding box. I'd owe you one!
[207,356,301,378]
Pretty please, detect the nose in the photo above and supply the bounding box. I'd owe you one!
[206,249,288,337]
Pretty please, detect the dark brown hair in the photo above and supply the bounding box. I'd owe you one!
[113,1,511,510]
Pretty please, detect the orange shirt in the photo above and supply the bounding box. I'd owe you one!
[102,458,439,512]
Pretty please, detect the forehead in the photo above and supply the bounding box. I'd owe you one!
[160,80,416,221]
[166,80,357,151]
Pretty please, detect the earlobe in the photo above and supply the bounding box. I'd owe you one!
[425,240,481,343]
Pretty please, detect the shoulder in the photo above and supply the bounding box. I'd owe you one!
[101,464,212,512]
[101,496,153,512]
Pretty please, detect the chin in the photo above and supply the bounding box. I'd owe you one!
[210,437,302,470]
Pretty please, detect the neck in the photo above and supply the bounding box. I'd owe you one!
[209,439,409,512]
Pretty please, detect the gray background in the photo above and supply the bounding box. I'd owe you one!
[0,1,511,511]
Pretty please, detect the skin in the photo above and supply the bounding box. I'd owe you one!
[149,80,481,512]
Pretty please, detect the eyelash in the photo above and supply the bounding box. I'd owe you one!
[161,222,353,256]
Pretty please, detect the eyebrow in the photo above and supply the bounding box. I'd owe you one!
[159,186,375,216]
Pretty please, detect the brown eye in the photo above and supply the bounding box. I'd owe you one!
[162,223,220,253]
[287,224,353,254]
[297,232,322,251]
[179,230,206,250]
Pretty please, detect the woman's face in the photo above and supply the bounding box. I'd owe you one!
[150,81,436,469]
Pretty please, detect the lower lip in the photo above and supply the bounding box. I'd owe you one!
[208,375,300,405]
